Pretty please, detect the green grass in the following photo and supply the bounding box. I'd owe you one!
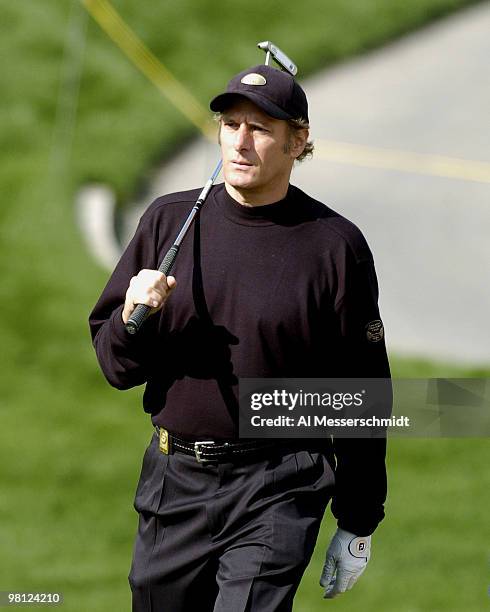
[297,438,490,612]
[295,359,490,612]
[1,0,488,610]
[390,355,490,378]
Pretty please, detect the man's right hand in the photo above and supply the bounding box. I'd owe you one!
[122,269,177,324]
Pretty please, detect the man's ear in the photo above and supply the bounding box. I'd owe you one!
[289,129,309,159]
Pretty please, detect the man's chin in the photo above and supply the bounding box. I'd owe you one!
[225,173,258,191]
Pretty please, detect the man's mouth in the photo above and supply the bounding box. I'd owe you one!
[230,160,253,168]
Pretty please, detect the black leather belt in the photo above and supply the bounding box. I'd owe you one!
[155,426,278,463]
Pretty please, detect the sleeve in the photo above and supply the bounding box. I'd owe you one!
[330,254,392,536]
[88,211,161,390]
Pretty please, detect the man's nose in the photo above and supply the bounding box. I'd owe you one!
[234,124,251,150]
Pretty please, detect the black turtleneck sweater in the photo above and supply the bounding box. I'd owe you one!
[89,182,391,535]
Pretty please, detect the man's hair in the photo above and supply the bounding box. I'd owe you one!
[214,113,314,162]
[285,117,314,162]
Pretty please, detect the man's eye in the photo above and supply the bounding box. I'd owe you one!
[224,121,238,128]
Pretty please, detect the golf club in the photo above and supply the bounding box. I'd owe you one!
[126,41,298,334]
[125,160,222,334]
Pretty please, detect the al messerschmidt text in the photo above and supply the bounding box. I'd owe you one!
[251,415,410,428]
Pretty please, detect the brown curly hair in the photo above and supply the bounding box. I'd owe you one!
[285,117,314,162]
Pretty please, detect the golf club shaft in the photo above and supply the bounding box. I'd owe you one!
[125,159,222,335]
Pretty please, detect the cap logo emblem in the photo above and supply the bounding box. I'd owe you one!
[240,73,267,86]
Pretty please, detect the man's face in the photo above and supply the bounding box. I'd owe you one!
[219,98,298,198]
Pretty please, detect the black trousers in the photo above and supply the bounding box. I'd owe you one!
[129,433,335,612]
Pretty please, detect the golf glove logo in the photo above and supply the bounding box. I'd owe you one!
[320,528,371,599]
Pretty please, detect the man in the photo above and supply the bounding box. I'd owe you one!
[89,63,391,611]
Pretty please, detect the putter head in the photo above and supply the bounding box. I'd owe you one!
[257,41,298,76]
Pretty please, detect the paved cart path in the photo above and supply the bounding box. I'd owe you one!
[80,2,490,364]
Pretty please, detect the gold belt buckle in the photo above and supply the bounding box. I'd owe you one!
[159,427,171,455]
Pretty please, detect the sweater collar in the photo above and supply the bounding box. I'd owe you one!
[214,183,296,226]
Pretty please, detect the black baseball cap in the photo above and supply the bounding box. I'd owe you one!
[210,64,309,123]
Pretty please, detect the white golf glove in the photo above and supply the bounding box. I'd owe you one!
[319,528,371,599]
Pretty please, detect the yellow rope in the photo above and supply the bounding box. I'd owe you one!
[81,0,490,184]
[314,140,490,184]
[81,0,215,139]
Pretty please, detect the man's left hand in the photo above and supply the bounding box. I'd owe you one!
[319,528,371,599]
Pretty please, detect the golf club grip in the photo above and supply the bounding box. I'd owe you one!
[158,244,179,276]
[125,303,151,335]
[125,245,180,335]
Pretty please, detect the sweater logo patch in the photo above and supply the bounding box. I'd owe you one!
[366,319,384,342]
